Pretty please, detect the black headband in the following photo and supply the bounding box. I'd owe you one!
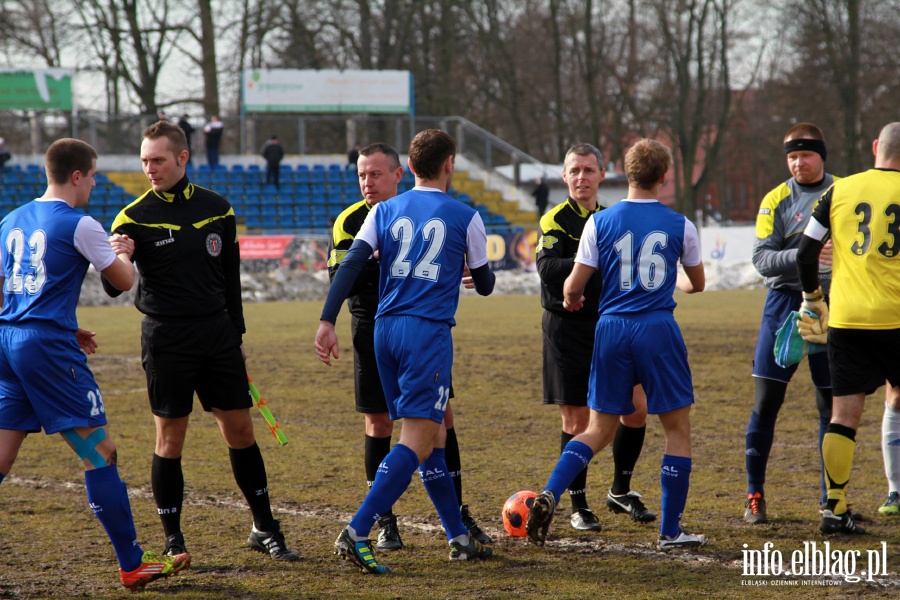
[784,138,827,161]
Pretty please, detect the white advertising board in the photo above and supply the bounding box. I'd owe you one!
[242,69,411,114]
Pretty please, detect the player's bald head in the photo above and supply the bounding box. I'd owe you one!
[876,122,900,162]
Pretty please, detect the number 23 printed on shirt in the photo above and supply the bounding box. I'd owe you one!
[5,228,48,294]
[389,217,446,281]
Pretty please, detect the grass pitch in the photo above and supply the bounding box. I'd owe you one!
[0,290,898,598]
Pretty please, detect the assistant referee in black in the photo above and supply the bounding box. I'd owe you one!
[102,121,298,563]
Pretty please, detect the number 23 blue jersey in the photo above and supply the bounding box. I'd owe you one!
[355,187,489,325]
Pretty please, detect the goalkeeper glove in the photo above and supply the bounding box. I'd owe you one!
[797,287,829,345]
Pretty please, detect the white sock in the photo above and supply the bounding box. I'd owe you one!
[449,533,470,547]
[882,403,900,493]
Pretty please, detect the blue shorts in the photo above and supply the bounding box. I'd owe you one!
[588,311,694,415]
[753,288,830,387]
[374,315,452,423]
[0,325,106,434]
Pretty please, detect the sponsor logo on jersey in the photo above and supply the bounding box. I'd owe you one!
[206,232,223,256]
[759,208,771,215]
[794,212,805,223]
[154,237,175,247]
[537,234,558,250]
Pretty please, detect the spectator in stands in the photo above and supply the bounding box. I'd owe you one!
[532,176,549,217]
[347,144,361,172]
[203,116,224,169]
[178,115,195,166]
[261,135,285,189]
[0,138,11,169]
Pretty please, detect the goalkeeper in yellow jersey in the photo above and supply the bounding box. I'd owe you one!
[796,121,900,535]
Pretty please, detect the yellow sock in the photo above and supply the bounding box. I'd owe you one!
[823,431,856,515]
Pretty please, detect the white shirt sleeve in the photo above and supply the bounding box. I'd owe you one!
[574,217,600,268]
[73,216,117,271]
[681,219,702,267]
[355,202,380,252]
[465,212,489,269]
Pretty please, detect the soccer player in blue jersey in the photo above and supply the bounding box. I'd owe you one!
[525,139,708,550]
[328,142,490,551]
[315,129,496,574]
[0,138,190,589]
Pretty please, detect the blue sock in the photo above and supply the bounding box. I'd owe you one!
[660,454,692,538]
[349,443,419,538]
[0,472,5,485]
[545,441,594,505]
[85,466,144,571]
[419,448,467,540]
[419,448,469,540]
[745,411,776,496]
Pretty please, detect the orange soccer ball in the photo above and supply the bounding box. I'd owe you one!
[502,490,538,537]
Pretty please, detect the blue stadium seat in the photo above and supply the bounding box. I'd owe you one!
[247,164,261,173]
[230,164,245,173]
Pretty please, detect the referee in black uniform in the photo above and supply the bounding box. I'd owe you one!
[103,121,298,563]
[537,142,655,530]
[328,142,491,551]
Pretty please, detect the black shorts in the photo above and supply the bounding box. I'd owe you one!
[352,316,454,413]
[141,312,251,418]
[352,317,388,413]
[828,327,900,397]
[542,310,596,406]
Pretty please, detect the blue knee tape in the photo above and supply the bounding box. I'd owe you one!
[62,429,108,469]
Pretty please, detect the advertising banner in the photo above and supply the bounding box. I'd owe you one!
[0,69,73,111]
[240,231,537,273]
[242,69,411,114]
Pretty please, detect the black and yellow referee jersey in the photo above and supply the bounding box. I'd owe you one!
[808,168,900,329]
[109,175,245,333]
[536,197,603,317]
[327,198,380,320]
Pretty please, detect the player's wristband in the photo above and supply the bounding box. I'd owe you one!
[802,288,823,302]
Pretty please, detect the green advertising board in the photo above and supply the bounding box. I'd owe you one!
[0,69,73,111]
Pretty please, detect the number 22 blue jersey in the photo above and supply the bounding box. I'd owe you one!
[355,187,489,325]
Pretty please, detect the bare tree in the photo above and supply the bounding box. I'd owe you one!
[0,0,73,67]
[76,0,185,116]
[652,0,735,218]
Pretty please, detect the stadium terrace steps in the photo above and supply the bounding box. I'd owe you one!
[452,172,538,229]
[106,172,151,197]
